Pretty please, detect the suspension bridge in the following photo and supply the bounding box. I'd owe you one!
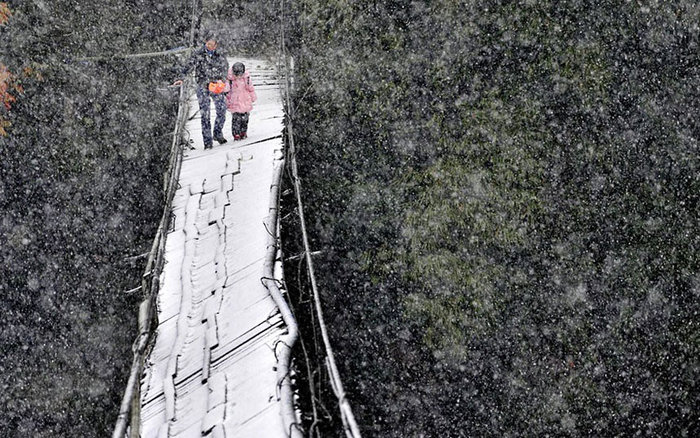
[111,48,360,437]
[136,57,294,437]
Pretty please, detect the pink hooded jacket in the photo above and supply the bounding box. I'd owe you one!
[225,69,257,113]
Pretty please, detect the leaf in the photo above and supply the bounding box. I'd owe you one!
[0,118,9,136]
[0,3,11,25]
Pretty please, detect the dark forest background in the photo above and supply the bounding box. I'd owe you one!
[0,1,192,435]
[283,0,699,437]
[1,0,698,437]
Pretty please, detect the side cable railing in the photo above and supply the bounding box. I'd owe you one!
[261,146,304,438]
[113,4,199,437]
[112,74,191,438]
[278,0,362,435]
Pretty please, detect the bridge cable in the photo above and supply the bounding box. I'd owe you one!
[278,1,362,436]
[111,1,199,437]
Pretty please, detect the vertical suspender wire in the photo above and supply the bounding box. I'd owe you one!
[188,0,199,49]
[279,1,362,436]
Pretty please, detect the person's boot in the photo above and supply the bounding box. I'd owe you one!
[214,135,227,144]
[204,142,213,150]
[241,132,247,139]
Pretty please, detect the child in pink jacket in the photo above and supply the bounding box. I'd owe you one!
[226,62,257,140]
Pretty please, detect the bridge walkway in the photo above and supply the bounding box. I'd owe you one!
[138,57,293,438]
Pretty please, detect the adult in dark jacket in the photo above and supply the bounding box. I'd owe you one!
[173,35,229,149]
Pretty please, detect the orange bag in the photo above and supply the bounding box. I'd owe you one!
[208,80,226,94]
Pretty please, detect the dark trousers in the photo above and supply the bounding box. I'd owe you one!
[231,112,249,137]
[196,86,227,146]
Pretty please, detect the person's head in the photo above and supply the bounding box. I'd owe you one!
[205,38,217,51]
[203,30,217,51]
[232,62,245,76]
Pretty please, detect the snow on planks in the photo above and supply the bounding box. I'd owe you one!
[139,58,289,438]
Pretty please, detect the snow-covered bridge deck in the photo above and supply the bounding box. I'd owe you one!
[138,58,293,438]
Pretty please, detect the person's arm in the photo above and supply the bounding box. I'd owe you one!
[172,52,196,86]
[247,76,257,102]
[217,55,229,81]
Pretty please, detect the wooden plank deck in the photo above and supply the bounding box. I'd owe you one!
[138,58,290,438]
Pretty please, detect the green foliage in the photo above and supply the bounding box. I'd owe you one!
[286,0,699,435]
[202,0,284,56]
[0,1,190,435]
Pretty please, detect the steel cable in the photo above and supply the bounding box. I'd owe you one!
[277,0,362,436]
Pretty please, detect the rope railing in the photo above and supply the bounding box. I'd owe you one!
[112,3,198,437]
[112,73,191,438]
[73,46,190,63]
[278,0,362,435]
[261,149,304,438]
[112,77,191,438]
